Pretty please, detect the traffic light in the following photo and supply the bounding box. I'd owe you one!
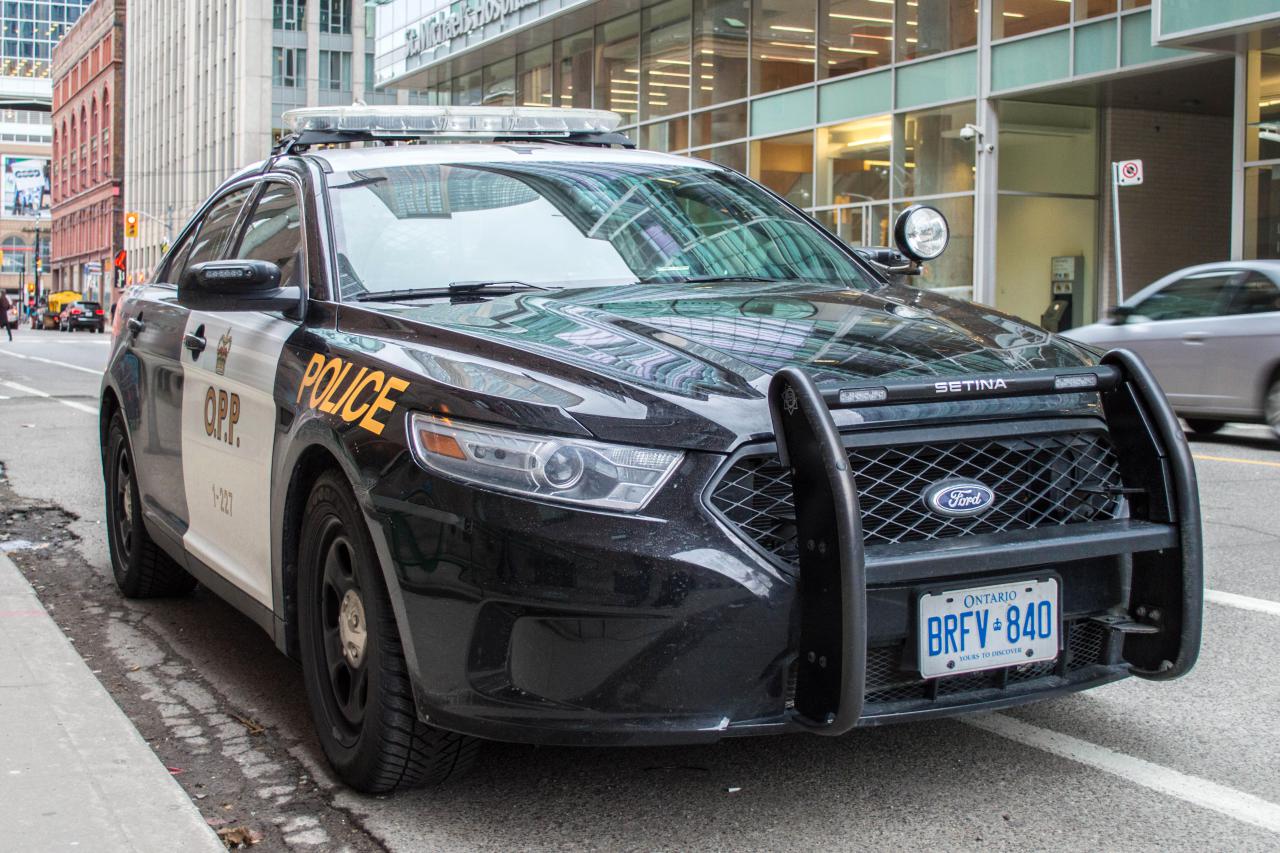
[124,211,140,239]
[26,282,33,295]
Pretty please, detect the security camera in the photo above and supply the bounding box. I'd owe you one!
[959,124,980,142]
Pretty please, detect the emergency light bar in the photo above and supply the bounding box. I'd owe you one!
[281,105,623,137]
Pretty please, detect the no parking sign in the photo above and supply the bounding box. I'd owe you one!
[1115,159,1143,186]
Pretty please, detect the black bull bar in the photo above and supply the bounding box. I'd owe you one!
[767,349,1203,735]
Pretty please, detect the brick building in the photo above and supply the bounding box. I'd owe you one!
[51,0,126,309]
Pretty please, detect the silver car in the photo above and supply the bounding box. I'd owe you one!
[1064,260,1280,437]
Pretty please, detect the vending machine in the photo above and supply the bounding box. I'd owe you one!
[1040,255,1084,333]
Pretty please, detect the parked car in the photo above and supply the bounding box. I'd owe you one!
[58,300,105,333]
[1064,260,1280,437]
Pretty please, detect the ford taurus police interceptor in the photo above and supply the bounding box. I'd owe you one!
[99,106,1203,793]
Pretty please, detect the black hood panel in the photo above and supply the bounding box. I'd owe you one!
[340,283,1102,451]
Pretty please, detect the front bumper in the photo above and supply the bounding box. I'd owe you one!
[367,349,1200,746]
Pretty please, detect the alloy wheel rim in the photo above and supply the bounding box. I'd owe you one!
[319,529,369,736]
[114,451,134,559]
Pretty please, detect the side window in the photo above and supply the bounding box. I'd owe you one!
[1226,273,1280,316]
[1132,272,1236,322]
[174,186,254,282]
[233,182,305,288]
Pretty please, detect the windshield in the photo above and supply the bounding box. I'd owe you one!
[326,160,876,298]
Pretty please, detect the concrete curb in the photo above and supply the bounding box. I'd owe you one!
[0,551,222,852]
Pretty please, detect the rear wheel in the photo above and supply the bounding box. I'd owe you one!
[1184,418,1224,436]
[298,471,477,793]
[104,413,197,597]
[1266,379,1280,440]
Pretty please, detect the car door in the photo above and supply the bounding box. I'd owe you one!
[178,179,308,607]
[1197,271,1280,417]
[125,185,255,539]
[1113,269,1241,411]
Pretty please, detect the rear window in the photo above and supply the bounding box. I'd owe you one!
[78,302,101,311]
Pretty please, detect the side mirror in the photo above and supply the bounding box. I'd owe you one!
[1108,305,1135,325]
[179,260,306,319]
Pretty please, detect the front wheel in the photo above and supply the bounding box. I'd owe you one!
[1266,379,1280,440]
[298,471,478,793]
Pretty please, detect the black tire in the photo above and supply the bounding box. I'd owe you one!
[298,471,477,793]
[104,412,197,597]
[1266,379,1280,440]
[1184,418,1224,436]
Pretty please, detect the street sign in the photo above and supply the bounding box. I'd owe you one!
[84,261,102,274]
[1115,159,1143,186]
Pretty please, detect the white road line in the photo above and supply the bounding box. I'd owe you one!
[0,380,97,415]
[966,713,1280,835]
[0,347,103,376]
[1206,588,1280,617]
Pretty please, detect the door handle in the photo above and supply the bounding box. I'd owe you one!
[127,316,144,337]
[184,325,207,358]
[1181,332,1207,344]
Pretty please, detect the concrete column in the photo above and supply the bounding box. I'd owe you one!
[307,0,321,104]
[353,0,367,101]
[971,0,999,308]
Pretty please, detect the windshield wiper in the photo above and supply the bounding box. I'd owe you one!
[638,274,779,285]
[353,281,548,302]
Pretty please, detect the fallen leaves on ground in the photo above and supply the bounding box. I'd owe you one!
[216,825,262,848]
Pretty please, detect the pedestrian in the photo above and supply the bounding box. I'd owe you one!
[0,291,12,342]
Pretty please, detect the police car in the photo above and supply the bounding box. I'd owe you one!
[100,106,1202,793]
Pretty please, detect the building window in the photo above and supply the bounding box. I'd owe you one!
[482,58,515,106]
[898,0,978,62]
[820,0,891,79]
[273,47,306,87]
[595,15,641,124]
[640,0,691,121]
[693,0,748,108]
[752,0,816,95]
[894,101,975,198]
[517,45,552,108]
[273,0,305,31]
[554,29,593,109]
[992,0,1071,41]
[1,236,25,273]
[320,0,352,35]
[750,131,815,207]
[0,1,93,80]
[815,115,892,207]
[319,50,351,91]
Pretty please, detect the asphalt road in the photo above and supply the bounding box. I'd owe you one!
[2,324,1279,851]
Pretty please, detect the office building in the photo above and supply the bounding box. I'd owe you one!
[373,0,1280,329]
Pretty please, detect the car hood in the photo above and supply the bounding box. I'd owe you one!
[351,282,1101,450]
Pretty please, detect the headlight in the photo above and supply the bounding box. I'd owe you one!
[408,413,683,512]
[894,204,949,262]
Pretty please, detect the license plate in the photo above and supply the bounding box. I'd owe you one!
[918,578,1059,679]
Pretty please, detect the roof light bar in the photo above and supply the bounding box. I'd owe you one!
[282,105,623,137]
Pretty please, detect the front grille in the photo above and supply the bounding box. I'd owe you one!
[709,429,1124,561]
[862,618,1113,707]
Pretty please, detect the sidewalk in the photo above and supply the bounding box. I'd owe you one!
[0,552,222,852]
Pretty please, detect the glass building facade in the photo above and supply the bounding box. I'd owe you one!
[375,0,1280,325]
[0,0,92,80]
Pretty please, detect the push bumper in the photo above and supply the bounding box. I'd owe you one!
[767,349,1203,735]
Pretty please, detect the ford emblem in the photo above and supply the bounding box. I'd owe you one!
[923,481,996,518]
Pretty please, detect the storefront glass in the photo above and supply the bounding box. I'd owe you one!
[820,0,892,79]
[750,131,815,207]
[596,14,641,124]
[482,58,515,106]
[639,116,690,151]
[902,194,974,299]
[1244,165,1280,260]
[752,0,816,95]
[691,102,748,147]
[898,0,978,62]
[992,0,1070,40]
[691,141,748,172]
[693,0,749,108]
[518,45,553,107]
[895,102,975,198]
[642,0,692,120]
[556,30,594,109]
[815,115,891,206]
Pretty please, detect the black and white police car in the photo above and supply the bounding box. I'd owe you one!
[100,106,1203,793]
